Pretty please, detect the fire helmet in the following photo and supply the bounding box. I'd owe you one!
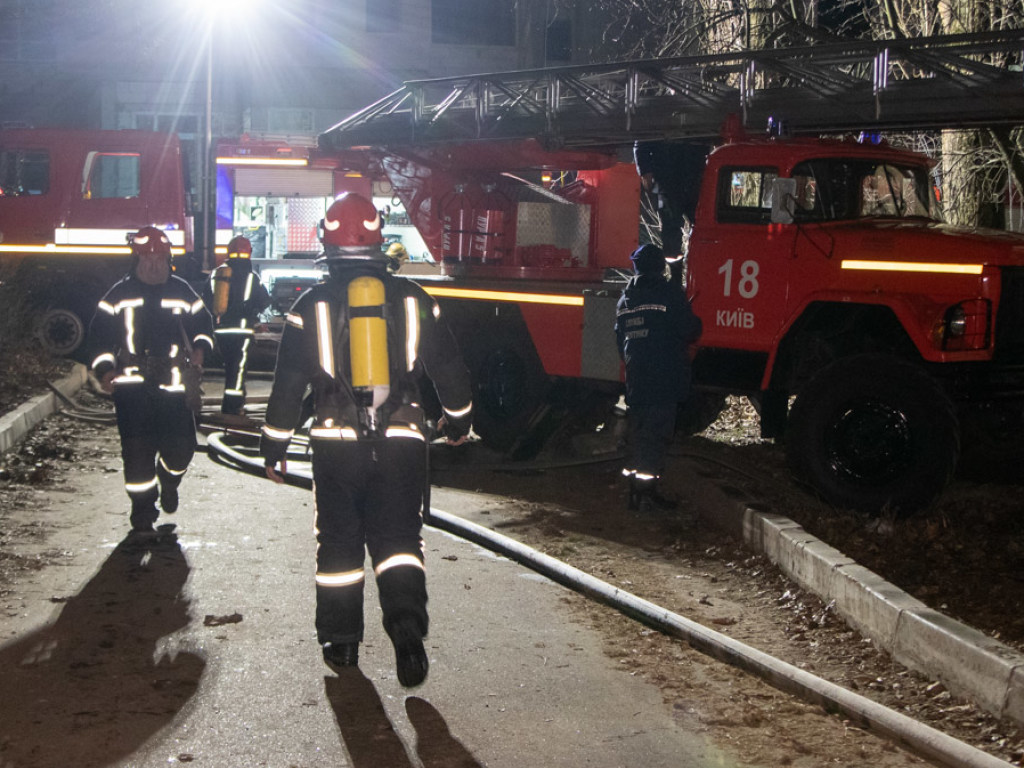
[129,226,172,258]
[317,193,384,264]
[385,242,408,272]
[227,235,253,260]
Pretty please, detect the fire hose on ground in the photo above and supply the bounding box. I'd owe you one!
[205,430,1012,768]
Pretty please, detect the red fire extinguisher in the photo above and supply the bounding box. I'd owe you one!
[440,185,476,262]
[471,184,509,263]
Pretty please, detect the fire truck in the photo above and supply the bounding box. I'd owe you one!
[316,30,1024,514]
[0,130,369,358]
[0,128,192,357]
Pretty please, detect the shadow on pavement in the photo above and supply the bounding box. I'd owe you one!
[324,672,483,768]
[406,696,482,768]
[0,528,205,768]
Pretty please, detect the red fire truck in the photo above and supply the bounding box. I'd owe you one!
[317,31,1024,514]
[0,128,192,357]
[0,130,364,358]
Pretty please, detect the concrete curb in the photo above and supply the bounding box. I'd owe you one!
[679,461,1024,728]
[0,364,88,455]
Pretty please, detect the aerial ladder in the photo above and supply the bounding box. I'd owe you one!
[320,29,1024,150]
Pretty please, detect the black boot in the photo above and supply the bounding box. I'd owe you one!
[323,641,360,670]
[388,615,428,688]
[157,465,180,514]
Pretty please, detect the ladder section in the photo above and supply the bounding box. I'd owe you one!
[320,30,1024,150]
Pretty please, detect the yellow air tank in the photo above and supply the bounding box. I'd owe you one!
[212,265,232,317]
[348,276,390,389]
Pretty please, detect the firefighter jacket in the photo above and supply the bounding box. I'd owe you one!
[615,271,702,407]
[260,265,473,465]
[89,274,215,391]
[203,260,271,335]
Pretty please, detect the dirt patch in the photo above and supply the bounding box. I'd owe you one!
[0,348,73,421]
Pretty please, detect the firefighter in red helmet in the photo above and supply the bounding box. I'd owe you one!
[203,235,270,417]
[260,193,472,686]
[88,226,214,538]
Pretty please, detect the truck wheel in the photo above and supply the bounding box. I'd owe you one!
[473,344,549,455]
[37,306,87,358]
[786,354,959,516]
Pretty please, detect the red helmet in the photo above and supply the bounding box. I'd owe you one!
[129,226,172,257]
[318,193,384,263]
[227,235,253,259]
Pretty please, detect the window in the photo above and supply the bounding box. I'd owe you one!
[790,158,940,223]
[84,153,140,199]
[717,167,778,224]
[431,0,515,46]
[367,0,400,32]
[0,149,50,196]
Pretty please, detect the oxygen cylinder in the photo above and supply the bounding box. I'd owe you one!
[348,276,390,391]
[212,265,232,317]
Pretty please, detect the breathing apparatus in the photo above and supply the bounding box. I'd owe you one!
[317,193,392,436]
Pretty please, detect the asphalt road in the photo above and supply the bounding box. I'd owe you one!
[0,416,744,768]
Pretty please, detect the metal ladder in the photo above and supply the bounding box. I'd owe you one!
[321,29,1024,150]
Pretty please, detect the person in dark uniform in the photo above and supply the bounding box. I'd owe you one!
[203,235,271,417]
[89,226,214,535]
[633,140,710,264]
[260,192,472,687]
[615,244,702,513]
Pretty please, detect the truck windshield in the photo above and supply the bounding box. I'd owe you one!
[790,158,940,223]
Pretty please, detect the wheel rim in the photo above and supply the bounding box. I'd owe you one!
[825,398,912,486]
[39,309,85,356]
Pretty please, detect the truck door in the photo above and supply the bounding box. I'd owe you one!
[688,164,795,360]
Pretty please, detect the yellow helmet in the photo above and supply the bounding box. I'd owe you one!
[385,242,408,272]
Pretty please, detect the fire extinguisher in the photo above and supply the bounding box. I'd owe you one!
[440,185,475,263]
[471,184,509,263]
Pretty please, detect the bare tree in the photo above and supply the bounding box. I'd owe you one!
[559,0,1024,229]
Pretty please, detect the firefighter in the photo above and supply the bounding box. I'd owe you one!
[204,235,271,417]
[615,244,702,513]
[260,192,472,686]
[385,241,409,273]
[88,226,215,535]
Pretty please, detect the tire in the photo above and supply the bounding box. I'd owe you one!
[786,354,959,516]
[37,306,87,358]
[472,342,550,455]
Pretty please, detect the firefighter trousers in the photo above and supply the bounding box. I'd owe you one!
[113,385,197,529]
[309,436,428,646]
[625,400,678,481]
[216,333,252,415]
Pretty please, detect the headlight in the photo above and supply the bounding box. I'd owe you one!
[945,305,967,337]
[935,299,990,351]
